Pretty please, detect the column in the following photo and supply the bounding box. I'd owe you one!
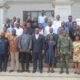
[54,0,73,21]
[0,0,7,33]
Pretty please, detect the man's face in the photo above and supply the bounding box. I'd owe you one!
[56,15,60,21]
[49,28,53,33]
[41,11,45,16]
[68,16,72,22]
[35,28,39,34]
[61,22,65,27]
[73,22,78,30]
[3,27,7,32]
[1,32,5,38]
[62,31,67,36]
[73,22,77,27]
[48,21,52,27]
[13,17,16,22]
[16,23,20,28]
[23,29,28,34]
[27,22,31,28]
[12,29,16,35]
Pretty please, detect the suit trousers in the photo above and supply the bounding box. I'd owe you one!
[0,53,8,71]
[32,52,43,71]
[20,52,29,71]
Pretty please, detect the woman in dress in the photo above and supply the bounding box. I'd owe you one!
[73,35,80,74]
[45,35,57,73]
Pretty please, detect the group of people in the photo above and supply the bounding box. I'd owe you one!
[0,11,80,74]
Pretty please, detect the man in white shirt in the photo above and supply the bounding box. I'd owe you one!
[38,11,46,29]
[14,22,23,37]
[44,20,54,36]
[53,15,62,34]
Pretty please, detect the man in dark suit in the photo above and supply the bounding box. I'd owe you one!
[31,27,45,73]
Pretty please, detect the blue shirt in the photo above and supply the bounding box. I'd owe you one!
[65,21,73,32]
[0,38,9,54]
[57,27,69,34]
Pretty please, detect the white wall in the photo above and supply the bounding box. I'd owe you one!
[7,2,54,22]
[55,5,71,21]
[72,3,80,20]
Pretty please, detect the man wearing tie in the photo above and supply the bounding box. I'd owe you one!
[31,27,45,73]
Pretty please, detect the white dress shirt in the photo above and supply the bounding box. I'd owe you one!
[44,25,54,36]
[14,27,23,37]
[53,20,61,34]
[35,34,39,39]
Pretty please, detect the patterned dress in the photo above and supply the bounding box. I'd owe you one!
[73,41,80,62]
[45,40,56,64]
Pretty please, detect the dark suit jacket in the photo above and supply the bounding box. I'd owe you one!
[31,34,45,53]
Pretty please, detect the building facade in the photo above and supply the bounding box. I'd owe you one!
[0,0,80,32]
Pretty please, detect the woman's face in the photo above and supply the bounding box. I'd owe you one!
[50,35,53,40]
[75,36,80,41]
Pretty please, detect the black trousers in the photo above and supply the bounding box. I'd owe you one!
[0,54,8,71]
[20,52,29,71]
[32,52,43,71]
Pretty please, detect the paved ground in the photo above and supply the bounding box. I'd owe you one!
[0,68,80,80]
[0,72,80,80]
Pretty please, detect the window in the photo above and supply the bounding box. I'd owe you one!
[23,10,54,21]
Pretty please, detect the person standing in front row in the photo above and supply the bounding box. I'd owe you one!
[73,35,80,74]
[9,29,19,72]
[18,28,31,72]
[0,32,9,72]
[45,27,57,73]
[31,27,45,73]
[45,34,57,73]
[57,30,73,74]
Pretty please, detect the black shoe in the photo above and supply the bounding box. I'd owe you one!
[32,70,36,73]
[9,70,14,72]
[51,70,54,73]
[60,71,63,74]
[17,70,21,72]
[0,69,2,72]
[3,69,7,72]
[40,70,43,73]
[26,69,30,73]
[66,71,69,74]
[20,70,25,72]
[47,70,50,73]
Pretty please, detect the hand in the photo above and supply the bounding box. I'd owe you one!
[20,49,23,52]
[27,49,30,53]
[42,50,45,55]
[30,50,32,55]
